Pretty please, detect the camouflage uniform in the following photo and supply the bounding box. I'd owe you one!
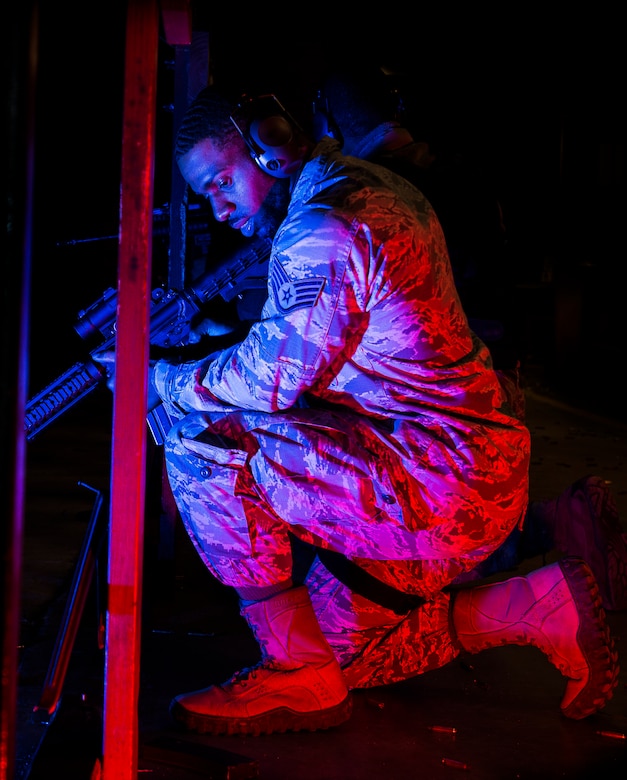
[153,138,531,687]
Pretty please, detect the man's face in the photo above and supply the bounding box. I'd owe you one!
[178,136,279,238]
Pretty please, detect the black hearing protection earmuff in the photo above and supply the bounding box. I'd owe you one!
[230,94,306,179]
[312,67,408,151]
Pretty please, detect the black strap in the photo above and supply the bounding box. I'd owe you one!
[290,535,425,616]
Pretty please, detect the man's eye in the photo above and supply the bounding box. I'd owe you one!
[217,177,229,190]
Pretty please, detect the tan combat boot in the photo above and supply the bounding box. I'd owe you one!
[170,586,352,735]
[452,557,619,719]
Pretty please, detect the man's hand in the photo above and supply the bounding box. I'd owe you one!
[188,317,236,343]
[92,350,116,393]
[92,350,162,412]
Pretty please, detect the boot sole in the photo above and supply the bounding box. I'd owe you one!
[170,692,353,736]
[559,557,620,719]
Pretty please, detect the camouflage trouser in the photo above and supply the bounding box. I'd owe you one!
[305,555,458,688]
[163,406,527,687]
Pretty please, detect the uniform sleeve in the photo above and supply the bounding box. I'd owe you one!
[153,212,368,414]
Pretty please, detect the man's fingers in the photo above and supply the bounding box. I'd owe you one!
[92,350,116,391]
[92,349,116,368]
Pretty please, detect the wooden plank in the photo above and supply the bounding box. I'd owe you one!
[160,0,192,46]
[102,1,159,778]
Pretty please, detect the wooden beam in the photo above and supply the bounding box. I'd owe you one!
[160,0,192,46]
[101,1,159,777]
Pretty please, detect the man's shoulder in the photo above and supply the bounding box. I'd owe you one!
[281,200,355,245]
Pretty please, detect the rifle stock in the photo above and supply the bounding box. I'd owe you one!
[25,235,272,443]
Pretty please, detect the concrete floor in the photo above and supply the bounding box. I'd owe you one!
[14,382,627,779]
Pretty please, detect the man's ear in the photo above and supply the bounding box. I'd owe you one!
[231,94,306,179]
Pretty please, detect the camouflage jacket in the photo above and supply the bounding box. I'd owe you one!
[154,137,529,469]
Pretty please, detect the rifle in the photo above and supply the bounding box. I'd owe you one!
[25,235,272,445]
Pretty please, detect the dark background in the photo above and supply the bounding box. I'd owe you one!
[6,9,627,779]
[29,2,626,418]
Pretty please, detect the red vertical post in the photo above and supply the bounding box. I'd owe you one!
[101,1,159,777]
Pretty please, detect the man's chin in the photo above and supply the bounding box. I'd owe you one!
[255,181,291,239]
[237,180,290,240]
[239,219,255,238]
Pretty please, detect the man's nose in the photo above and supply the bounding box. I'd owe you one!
[210,195,234,223]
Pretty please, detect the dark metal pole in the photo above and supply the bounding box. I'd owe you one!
[1,3,38,779]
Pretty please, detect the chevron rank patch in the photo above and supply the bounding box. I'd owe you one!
[271,256,326,313]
